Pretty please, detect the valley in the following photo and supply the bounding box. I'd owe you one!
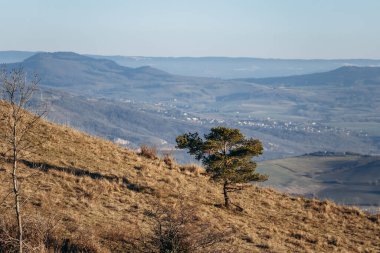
[1,51,380,210]
[2,52,378,159]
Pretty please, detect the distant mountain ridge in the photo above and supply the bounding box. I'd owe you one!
[18,52,172,88]
[7,52,222,104]
[3,51,380,162]
[90,54,380,78]
[23,52,170,76]
[3,50,380,78]
[237,66,380,86]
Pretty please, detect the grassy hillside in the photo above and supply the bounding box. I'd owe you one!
[0,102,379,252]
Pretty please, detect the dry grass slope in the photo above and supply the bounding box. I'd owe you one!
[0,102,379,252]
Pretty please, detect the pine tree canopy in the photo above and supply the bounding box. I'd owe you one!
[176,126,267,184]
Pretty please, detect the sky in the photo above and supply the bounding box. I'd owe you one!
[0,0,379,59]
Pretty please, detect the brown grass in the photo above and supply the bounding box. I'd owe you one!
[0,101,379,252]
[178,163,205,176]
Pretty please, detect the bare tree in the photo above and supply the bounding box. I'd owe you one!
[134,201,230,253]
[0,66,46,253]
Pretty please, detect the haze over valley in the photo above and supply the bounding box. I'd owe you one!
[1,51,379,210]
[3,51,379,159]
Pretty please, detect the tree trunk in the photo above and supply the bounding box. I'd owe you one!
[12,139,23,253]
[223,180,230,208]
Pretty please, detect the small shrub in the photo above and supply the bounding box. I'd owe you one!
[139,145,157,159]
[163,153,176,170]
[135,202,229,253]
[0,211,105,253]
[52,237,102,253]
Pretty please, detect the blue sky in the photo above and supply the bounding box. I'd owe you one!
[0,0,379,58]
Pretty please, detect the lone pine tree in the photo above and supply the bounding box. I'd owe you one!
[176,126,267,208]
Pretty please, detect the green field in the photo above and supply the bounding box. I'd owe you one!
[258,153,380,208]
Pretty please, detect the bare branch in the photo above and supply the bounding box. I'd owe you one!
[0,66,45,253]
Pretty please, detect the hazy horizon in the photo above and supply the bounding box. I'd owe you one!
[2,50,380,61]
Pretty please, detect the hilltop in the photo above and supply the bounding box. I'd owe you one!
[19,52,172,89]
[237,66,380,86]
[0,101,379,252]
[10,52,221,107]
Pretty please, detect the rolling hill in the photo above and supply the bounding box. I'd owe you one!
[84,55,380,79]
[9,52,234,110]
[3,52,379,162]
[0,102,379,252]
[4,50,380,79]
[19,52,172,90]
[237,66,380,86]
[40,89,207,149]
